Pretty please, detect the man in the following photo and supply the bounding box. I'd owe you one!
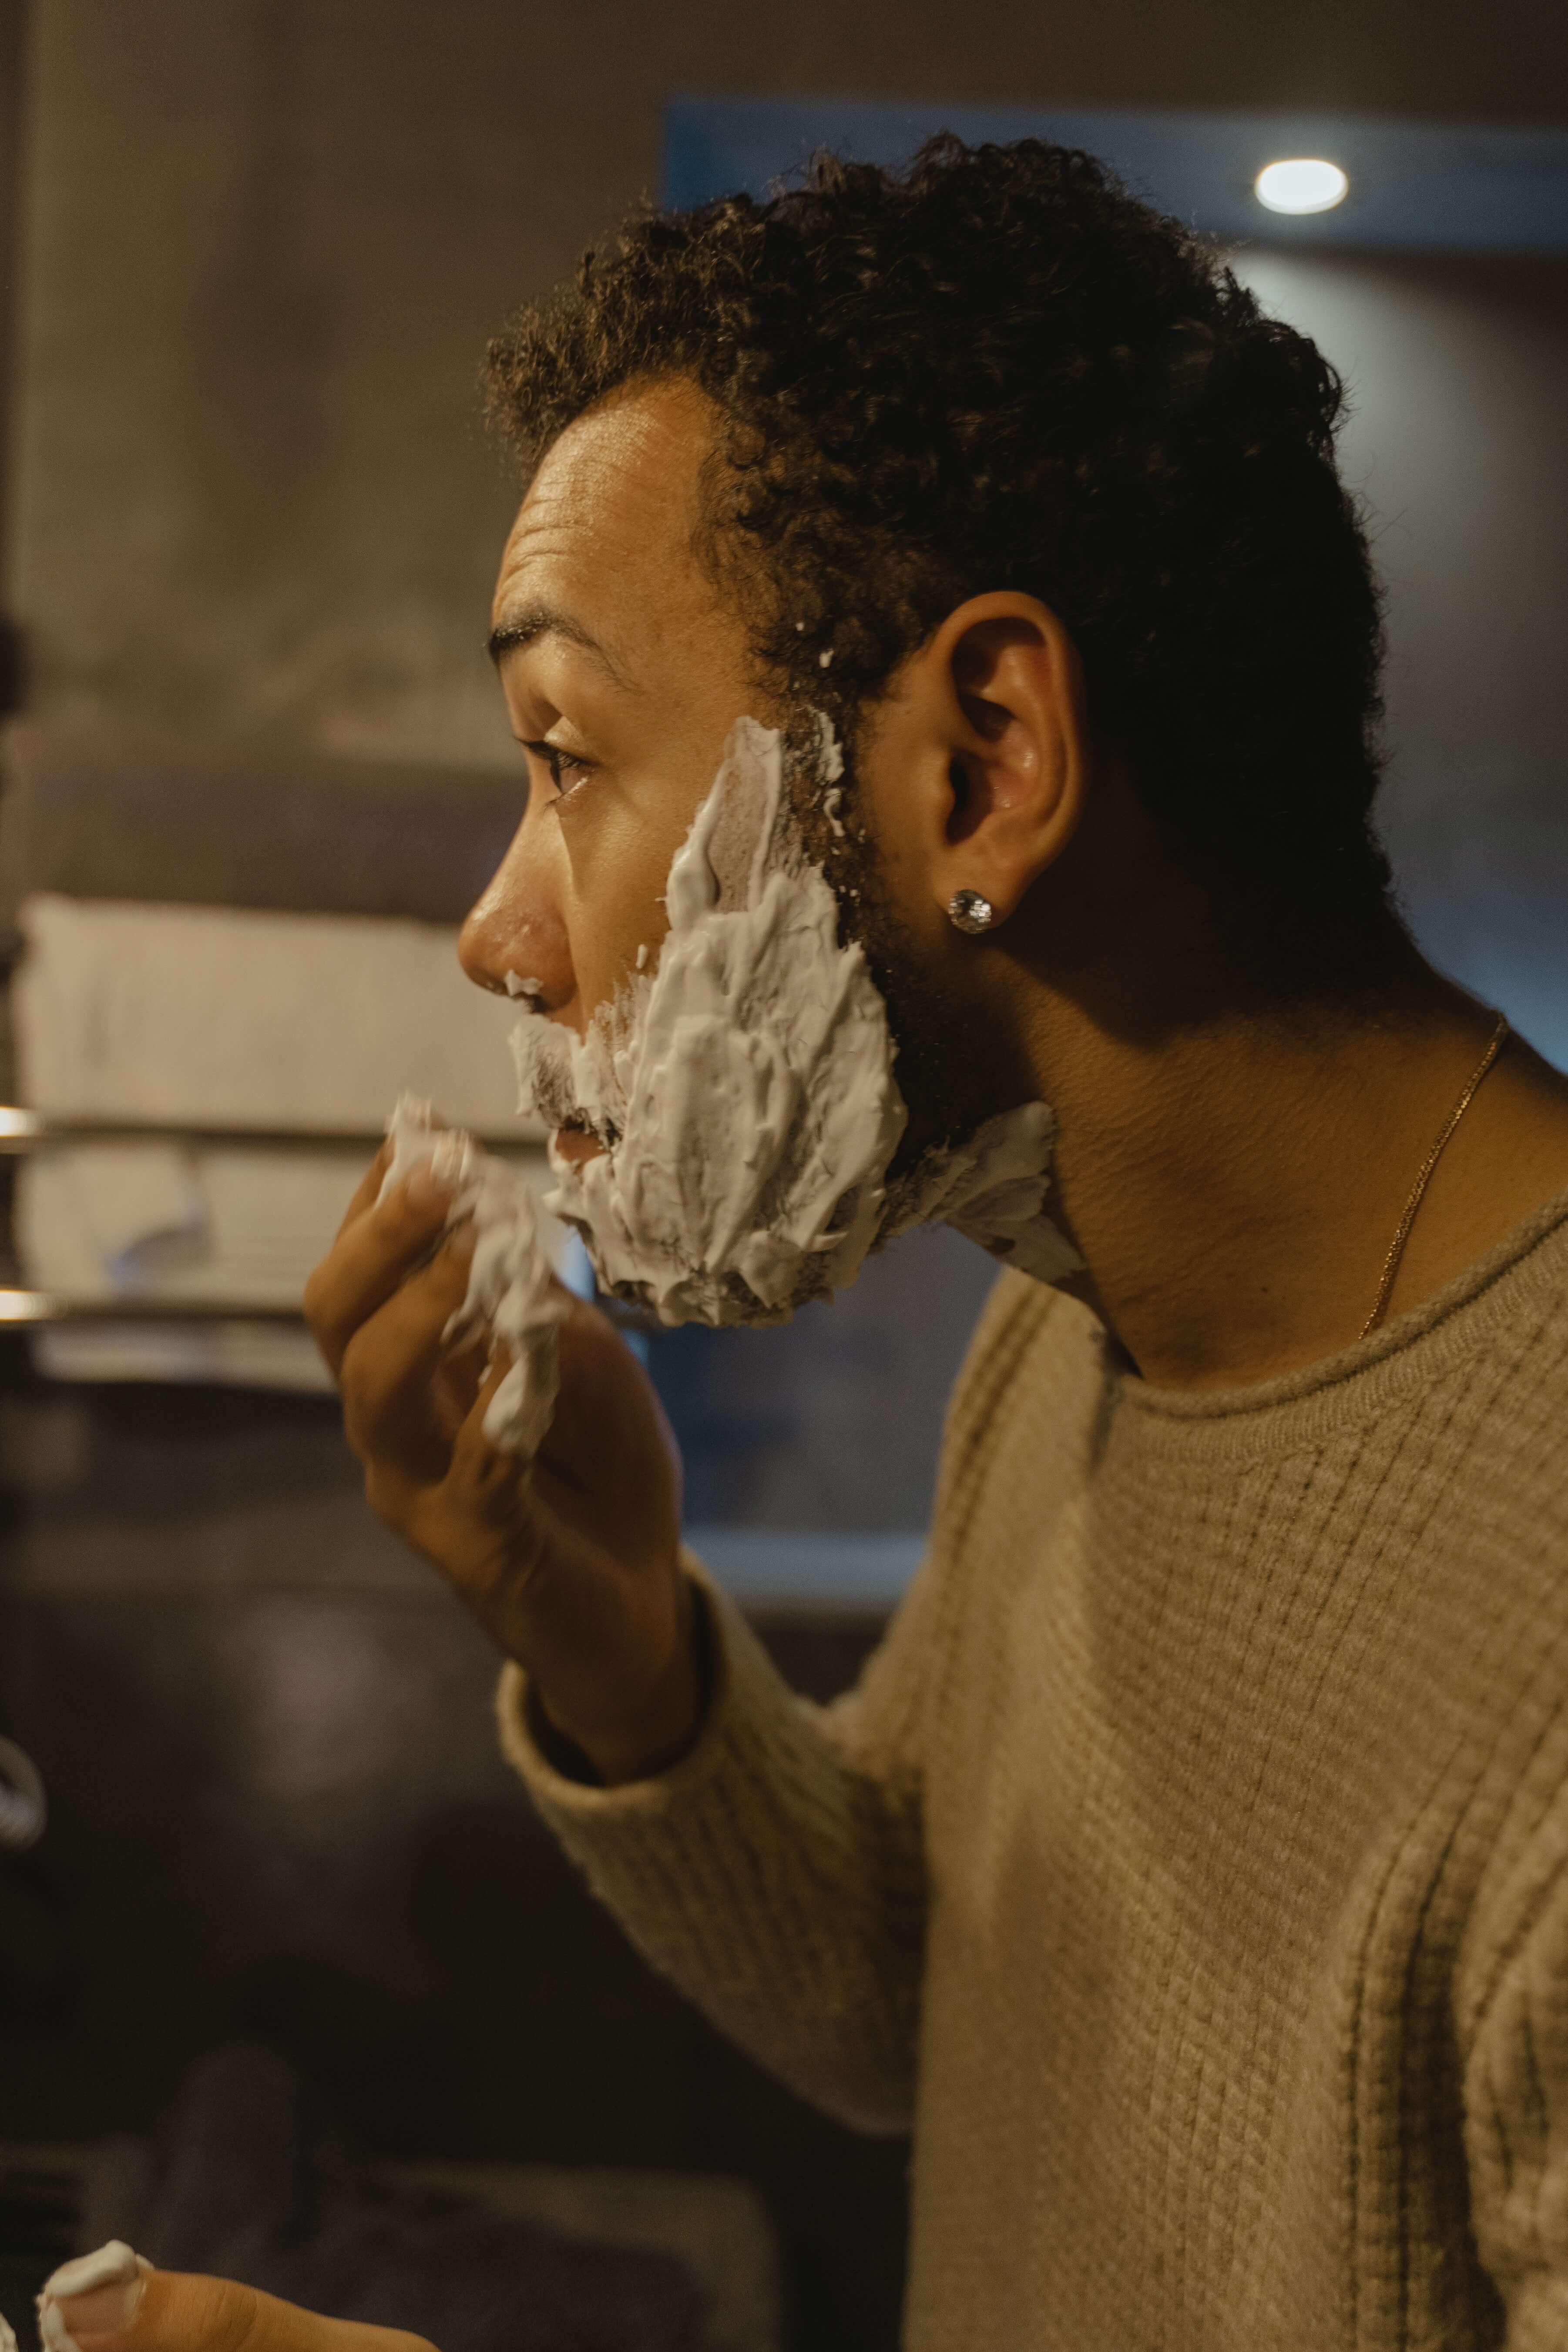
[295,139,1568,2349]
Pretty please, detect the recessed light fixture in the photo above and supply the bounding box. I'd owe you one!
[1254,158,1350,216]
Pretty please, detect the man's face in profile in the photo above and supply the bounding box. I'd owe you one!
[463,374,1014,1191]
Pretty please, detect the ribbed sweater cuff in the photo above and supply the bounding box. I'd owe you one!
[495,1548,779,1820]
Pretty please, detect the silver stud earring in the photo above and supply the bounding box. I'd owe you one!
[947,889,996,935]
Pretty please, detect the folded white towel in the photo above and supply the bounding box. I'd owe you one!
[14,892,534,1134]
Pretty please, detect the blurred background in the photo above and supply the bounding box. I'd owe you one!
[0,5,1563,2349]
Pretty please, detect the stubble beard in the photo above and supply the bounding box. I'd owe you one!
[783,724,1021,1193]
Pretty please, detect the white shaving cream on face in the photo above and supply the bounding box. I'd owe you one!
[379,1097,569,1457]
[510,717,1081,1327]
[37,2243,151,2352]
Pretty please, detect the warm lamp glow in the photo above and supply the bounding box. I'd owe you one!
[1254,158,1350,216]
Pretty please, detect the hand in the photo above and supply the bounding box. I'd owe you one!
[303,1149,702,1784]
[43,2265,434,2352]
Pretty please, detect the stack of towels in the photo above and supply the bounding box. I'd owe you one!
[13,894,571,1389]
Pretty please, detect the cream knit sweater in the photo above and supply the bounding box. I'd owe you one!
[499,1185,1568,2351]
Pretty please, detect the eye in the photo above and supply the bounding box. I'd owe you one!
[521,738,597,800]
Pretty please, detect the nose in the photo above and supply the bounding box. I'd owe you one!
[457,825,571,1007]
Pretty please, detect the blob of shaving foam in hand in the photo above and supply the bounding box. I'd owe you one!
[37,2243,151,2352]
[379,1097,570,1457]
[509,716,1081,1329]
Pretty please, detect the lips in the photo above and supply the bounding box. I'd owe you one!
[551,1123,604,1168]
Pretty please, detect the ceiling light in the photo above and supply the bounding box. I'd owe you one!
[1254,158,1350,216]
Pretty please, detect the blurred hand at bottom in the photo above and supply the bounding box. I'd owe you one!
[44,2266,436,2352]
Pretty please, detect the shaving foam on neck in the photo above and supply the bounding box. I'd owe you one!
[380,1097,569,1456]
[510,718,1081,1325]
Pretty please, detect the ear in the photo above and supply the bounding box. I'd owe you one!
[871,592,1089,935]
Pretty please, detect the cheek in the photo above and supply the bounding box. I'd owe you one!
[556,794,681,1009]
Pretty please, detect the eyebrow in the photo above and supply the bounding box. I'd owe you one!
[486,602,630,687]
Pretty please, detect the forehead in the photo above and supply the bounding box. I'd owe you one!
[491,379,716,632]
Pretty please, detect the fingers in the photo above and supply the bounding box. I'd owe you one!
[52,2266,434,2352]
[537,1303,680,1513]
[339,1226,479,1476]
[305,1166,458,1378]
[443,1353,539,1529]
[332,1107,457,1241]
[440,1294,611,1522]
[403,1357,549,1643]
[333,1140,393,1240]
[537,1301,631,1466]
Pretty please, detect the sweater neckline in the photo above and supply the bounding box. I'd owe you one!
[1104,1176,1568,1454]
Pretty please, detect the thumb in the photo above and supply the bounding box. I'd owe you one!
[44,2262,435,2352]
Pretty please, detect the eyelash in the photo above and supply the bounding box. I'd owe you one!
[523,740,596,799]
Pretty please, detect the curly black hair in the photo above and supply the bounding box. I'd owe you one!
[483,135,1393,933]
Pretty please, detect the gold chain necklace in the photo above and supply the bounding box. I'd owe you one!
[1360,1012,1511,1340]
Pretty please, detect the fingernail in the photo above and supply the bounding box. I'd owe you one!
[428,1130,476,1189]
[38,2246,150,2352]
[406,1164,453,1214]
[53,2285,142,2345]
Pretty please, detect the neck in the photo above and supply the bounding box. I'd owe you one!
[1015,939,1568,1393]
